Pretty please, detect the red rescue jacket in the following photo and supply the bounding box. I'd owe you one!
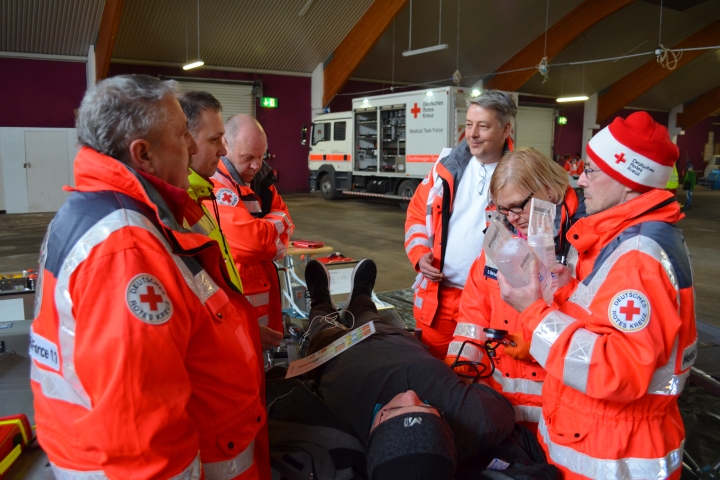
[404,139,511,325]
[211,158,293,332]
[520,189,696,480]
[31,147,270,479]
[448,188,582,427]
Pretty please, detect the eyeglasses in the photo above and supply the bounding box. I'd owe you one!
[583,167,601,177]
[378,404,445,423]
[496,193,533,215]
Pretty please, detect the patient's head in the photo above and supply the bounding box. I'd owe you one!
[367,390,456,480]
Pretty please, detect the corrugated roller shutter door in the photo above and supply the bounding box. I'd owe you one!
[515,106,555,158]
[177,80,255,121]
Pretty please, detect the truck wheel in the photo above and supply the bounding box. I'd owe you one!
[319,174,338,200]
[397,179,418,199]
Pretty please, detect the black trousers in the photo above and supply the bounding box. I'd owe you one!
[306,294,388,355]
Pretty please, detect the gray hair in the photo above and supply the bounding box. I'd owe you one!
[177,91,222,135]
[467,90,518,127]
[76,75,180,163]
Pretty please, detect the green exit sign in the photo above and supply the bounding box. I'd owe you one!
[557,116,568,125]
[261,97,278,108]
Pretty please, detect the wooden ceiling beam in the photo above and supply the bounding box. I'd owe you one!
[95,0,125,81]
[484,0,635,92]
[323,0,408,106]
[677,84,720,130]
[597,20,720,123]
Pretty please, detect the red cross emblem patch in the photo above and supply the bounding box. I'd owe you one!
[126,274,173,325]
[608,290,650,332]
[216,187,239,207]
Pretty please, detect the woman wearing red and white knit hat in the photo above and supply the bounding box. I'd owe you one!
[499,111,696,480]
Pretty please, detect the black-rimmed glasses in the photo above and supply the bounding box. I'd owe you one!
[583,167,601,176]
[496,193,533,215]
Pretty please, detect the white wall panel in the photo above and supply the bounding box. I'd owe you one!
[0,128,78,213]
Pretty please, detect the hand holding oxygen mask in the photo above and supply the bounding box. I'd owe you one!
[483,200,556,306]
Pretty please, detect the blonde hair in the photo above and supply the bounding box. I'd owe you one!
[489,148,569,203]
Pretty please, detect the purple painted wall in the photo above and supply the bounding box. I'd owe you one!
[0,58,86,128]
[676,115,720,173]
[554,103,584,158]
[108,64,312,193]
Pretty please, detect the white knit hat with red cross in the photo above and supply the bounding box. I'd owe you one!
[586,111,679,192]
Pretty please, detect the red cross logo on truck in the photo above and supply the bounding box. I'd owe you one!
[411,103,421,118]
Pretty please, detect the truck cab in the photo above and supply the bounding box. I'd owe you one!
[308,112,353,199]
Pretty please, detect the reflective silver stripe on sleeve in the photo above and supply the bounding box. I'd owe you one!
[447,341,483,363]
[647,338,690,396]
[267,216,285,234]
[530,311,576,368]
[405,237,430,255]
[272,237,286,261]
[414,296,423,309]
[514,405,542,423]
[452,323,487,342]
[203,440,254,480]
[245,292,270,307]
[492,369,543,396]
[51,464,108,480]
[538,417,683,479]
[562,328,599,394]
[194,270,220,304]
[269,210,292,228]
[243,200,261,213]
[405,224,429,241]
[258,314,269,326]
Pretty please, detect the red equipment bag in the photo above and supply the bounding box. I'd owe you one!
[0,414,33,478]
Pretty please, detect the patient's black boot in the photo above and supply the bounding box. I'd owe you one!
[345,259,377,308]
[305,259,335,309]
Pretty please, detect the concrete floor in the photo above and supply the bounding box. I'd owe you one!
[0,188,718,326]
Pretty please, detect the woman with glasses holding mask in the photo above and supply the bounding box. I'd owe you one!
[444,148,585,432]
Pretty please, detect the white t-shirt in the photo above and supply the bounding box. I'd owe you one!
[442,158,497,288]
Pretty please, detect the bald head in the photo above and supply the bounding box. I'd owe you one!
[223,114,267,183]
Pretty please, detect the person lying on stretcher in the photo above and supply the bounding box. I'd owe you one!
[280,258,559,480]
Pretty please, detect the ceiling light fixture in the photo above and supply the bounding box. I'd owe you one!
[426,90,434,97]
[183,0,203,70]
[557,96,589,103]
[471,89,481,96]
[403,0,449,57]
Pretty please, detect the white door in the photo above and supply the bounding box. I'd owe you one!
[24,131,73,212]
[515,106,555,158]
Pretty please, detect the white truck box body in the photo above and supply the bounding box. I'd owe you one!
[307,87,520,200]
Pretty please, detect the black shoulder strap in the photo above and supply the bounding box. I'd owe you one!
[221,156,245,186]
